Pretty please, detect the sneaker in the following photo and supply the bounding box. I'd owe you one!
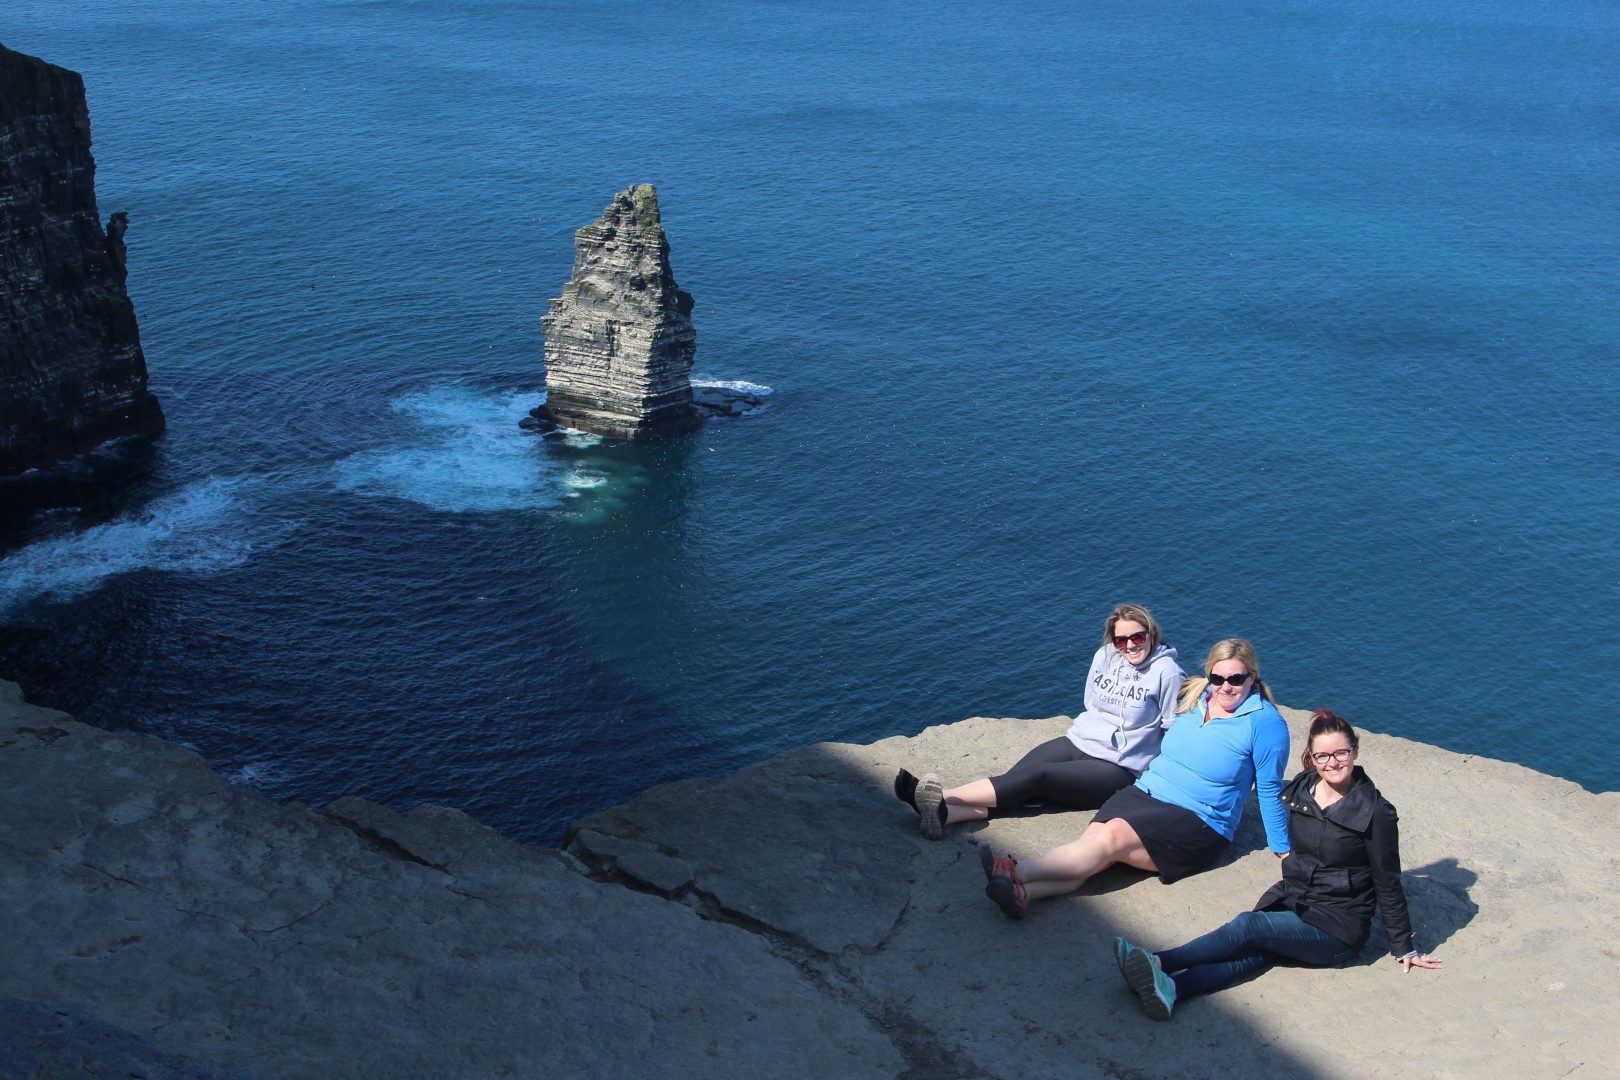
[1114,935,1140,975]
[978,844,1017,882]
[915,774,946,840]
[985,873,1028,920]
[893,768,920,810]
[1123,947,1176,1020]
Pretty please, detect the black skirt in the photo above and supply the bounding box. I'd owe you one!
[1093,783,1228,884]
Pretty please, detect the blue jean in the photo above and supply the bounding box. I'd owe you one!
[1156,909,1354,999]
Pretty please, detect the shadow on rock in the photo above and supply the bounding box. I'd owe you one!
[1362,856,1479,960]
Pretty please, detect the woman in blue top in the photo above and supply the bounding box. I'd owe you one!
[980,638,1291,919]
[1115,709,1441,1021]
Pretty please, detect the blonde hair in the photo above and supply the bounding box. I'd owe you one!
[1100,603,1163,653]
[1176,637,1275,713]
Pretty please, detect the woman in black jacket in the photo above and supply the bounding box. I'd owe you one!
[1115,709,1441,1020]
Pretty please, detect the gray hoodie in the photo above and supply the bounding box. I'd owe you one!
[1063,642,1184,773]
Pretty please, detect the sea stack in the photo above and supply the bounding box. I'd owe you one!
[0,43,164,477]
[534,184,700,440]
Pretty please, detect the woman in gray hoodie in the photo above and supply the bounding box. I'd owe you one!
[894,603,1183,839]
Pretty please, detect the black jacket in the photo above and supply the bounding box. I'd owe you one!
[1253,766,1414,957]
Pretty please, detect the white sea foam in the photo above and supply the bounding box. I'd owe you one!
[225,760,287,792]
[562,471,608,491]
[332,385,569,513]
[0,476,273,612]
[692,376,774,396]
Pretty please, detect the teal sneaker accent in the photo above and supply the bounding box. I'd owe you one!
[1114,935,1139,975]
[1123,947,1175,1020]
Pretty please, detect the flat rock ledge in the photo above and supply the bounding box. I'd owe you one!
[1,681,1613,1079]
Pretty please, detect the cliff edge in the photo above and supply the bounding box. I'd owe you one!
[1,680,1612,1078]
[0,43,163,477]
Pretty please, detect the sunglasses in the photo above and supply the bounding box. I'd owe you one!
[1112,630,1149,649]
[1207,671,1251,687]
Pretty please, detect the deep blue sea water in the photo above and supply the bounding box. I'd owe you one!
[3,0,1616,843]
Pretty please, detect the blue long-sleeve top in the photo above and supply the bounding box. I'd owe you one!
[1133,687,1292,853]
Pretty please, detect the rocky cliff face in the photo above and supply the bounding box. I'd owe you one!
[535,184,700,440]
[0,43,163,477]
[3,675,1615,1078]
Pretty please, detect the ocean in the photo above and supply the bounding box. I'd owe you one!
[2,0,1616,844]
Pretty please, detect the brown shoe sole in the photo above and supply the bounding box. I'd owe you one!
[915,774,944,840]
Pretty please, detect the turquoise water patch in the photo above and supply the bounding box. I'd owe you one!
[331,386,568,513]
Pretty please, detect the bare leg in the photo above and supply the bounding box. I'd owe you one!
[942,778,996,824]
[895,770,987,837]
[1016,818,1158,902]
[943,777,997,806]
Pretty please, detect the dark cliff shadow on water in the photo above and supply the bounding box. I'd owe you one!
[0,471,737,850]
[0,438,162,551]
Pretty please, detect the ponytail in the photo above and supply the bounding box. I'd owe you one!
[1300,709,1359,772]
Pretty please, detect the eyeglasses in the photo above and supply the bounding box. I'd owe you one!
[1310,748,1355,765]
[1112,631,1149,649]
[1207,672,1251,687]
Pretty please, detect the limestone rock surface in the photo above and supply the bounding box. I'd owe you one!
[577,714,1617,1079]
[0,1000,247,1080]
[535,184,699,440]
[0,43,163,476]
[2,677,1614,1078]
[0,682,901,1079]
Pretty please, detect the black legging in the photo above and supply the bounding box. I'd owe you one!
[988,736,1136,811]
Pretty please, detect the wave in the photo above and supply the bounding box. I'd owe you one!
[692,376,774,396]
[331,385,571,513]
[224,760,290,794]
[0,476,285,612]
[561,471,608,494]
